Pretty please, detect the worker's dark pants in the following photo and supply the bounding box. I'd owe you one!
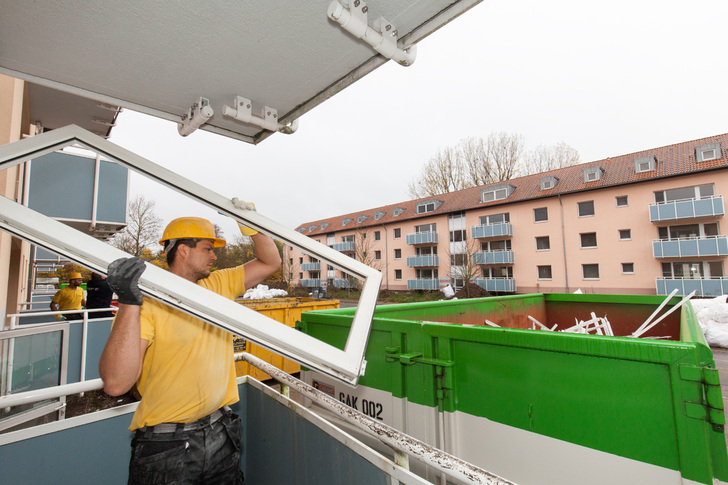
[128,408,244,485]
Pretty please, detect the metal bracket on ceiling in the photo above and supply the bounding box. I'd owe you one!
[178,97,214,137]
[327,0,417,67]
[222,96,299,134]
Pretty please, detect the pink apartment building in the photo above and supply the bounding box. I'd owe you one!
[290,134,728,297]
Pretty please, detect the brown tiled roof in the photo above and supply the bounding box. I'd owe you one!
[296,133,728,236]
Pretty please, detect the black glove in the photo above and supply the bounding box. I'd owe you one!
[107,257,146,305]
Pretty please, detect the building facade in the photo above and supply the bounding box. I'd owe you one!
[290,134,728,297]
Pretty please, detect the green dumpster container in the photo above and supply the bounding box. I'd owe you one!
[297,293,728,485]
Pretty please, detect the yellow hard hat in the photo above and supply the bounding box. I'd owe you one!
[69,272,83,280]
[159,217,226,248]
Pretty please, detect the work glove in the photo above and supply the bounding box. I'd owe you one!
[107,257,146,306]
[232,197,258,236]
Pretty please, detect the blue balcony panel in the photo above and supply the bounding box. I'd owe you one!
[650,196,724,222]
[656,278,728,297]
[406,232,439,245]
[652,236,728,258]
[474,278,516,293]
[472,251,514,265]
[406,255,439,267]
[301,279,321,288]
[407,279,440,290]
[301,262,321,271]
[471,223,513,239]
[333,242,356,252]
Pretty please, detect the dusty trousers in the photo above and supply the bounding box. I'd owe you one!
[128,408,244,485]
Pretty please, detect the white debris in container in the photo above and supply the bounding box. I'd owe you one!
[692,295,728,348]
[242,284,288,300]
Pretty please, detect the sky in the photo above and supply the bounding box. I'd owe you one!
[108,0,728,243]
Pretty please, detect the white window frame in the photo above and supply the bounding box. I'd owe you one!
[582,264,600,280]
[622,262,635,274]
[616,196,628,207]
[0,126,381,385]
[537,265,552,280]
[619,229,631,241]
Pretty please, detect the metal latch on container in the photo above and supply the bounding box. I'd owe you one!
[384,346,454,368]
[680,364,725,428]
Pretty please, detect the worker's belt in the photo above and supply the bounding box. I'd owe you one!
[136,405,231,436]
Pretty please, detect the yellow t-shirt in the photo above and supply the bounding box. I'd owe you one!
[51,286,85,310]
[129,265,246,430]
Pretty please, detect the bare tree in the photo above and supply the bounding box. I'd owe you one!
[448,236,481,298]
[110,195,163,257]
[486,132,524,181]
[523,142,581,175]
[408,146,474,199]
[278,242,299,292]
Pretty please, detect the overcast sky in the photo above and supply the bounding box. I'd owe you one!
[109,0,728,243]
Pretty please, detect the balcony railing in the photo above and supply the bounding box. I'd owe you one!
[471,222,513,239]
[472,250,514,265]
[333,278,356,288]
[473,277,516,293]
[407,279,440,290]
[301,262,321,271]
[300,279,321,288]
[649,195,724,222]
[656,277,728,297]
[406,255,439,267]
[333,241,356,252]
[652,235,728,258]
[406,232,439,245]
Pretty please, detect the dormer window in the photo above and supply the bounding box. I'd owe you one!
[539,176,558,191]
[634,155,656,173]
[297,227,306,233]
[320,222,330,230]
[308,225,317,232]
[341,217,353,226]
[357,215,368,224]
[583,166,603,183]
[480,184,513,203]
[696,142,722,163]
[373,211,385,221]
[416,200,441,214]
[392,207,405,217]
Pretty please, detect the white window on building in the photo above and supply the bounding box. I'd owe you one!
[392,207,405,217]
[654,184,714,203]
[582,264,600,280]
[394,269,402,280]
[341,217,353,226]
[580,232,597,248]
[480,213,509,225]
[536,236,550,250]
[622,263,634,274]
[480,184,513,203]
[394,228,401,239]
[616,196,628,207]
[416,200,441,214]
[634,155,657,173]
[416,223,436,233]
[619,229,631,240]
[583,166,603,183]
[373,211,386,221]
[357,215,368,224]
[534,207,548,222]
[578,200,595,217]
[695,142,722,163]
[539,176,558,191]
[394,249,401,259]
[538,265,552,280]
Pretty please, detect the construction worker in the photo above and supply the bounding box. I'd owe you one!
[50,272,86,321]
[99,206,280,484]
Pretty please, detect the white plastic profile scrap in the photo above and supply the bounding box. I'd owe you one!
[632,291,696,338]
[632,289,678,337]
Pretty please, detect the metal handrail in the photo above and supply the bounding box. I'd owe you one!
[237,352,516,485]
[0,351,515,485]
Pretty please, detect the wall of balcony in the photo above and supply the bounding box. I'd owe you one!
[474,278,516,293]
[406,232,439,245]
[649,196,724,222]
[333,241,355,252]
[471,222,513,239]
[300,279,321,288]
[656,277,728,297]
[472,251,515,265]
[407,279,440,290]
[406,255,439,267]
[301,262,321,271]
[652,236,728,258]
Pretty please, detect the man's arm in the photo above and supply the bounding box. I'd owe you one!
[243,232,282,289]
[99,304,147,396]
[98,257,147,396]
[50,301,58,312]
